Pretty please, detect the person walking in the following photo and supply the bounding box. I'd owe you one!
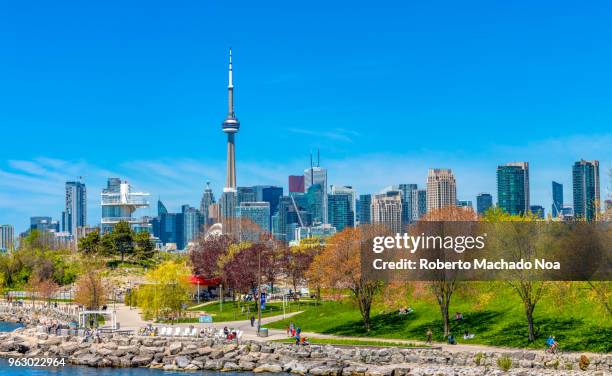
[426,328,433,344]
[250,315,255,327]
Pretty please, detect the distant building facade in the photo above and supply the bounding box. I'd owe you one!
[572,159,600,221]
[476,193,493,215]
[0,225,14,252]
[497,162,530,215]
[371,190,402,233]
[62,181,87,237]
[552,181,563,219]
[426,169,457,212]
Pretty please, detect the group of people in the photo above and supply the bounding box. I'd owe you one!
[287,322,309,346]
[138,324,159,336]
[223,326,239,340]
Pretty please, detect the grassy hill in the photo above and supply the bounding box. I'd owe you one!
[266,283,611,352]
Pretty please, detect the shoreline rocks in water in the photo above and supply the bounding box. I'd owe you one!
[0,326,609,376]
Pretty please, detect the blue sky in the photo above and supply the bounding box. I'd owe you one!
[1,1,611,232]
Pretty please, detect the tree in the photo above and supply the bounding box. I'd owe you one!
[309,227,382,331]
[190,234,234,300]
[109,221,135,262]
[134,231,156,261]
[74,268,107,310]
[37,278,59,306]
[285,238,323,292]
[420,206,478,336]
[137,260,192,321]
[78,231,101,254]
[484,210,545,342]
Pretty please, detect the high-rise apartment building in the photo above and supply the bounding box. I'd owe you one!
[331,185,357,226]
[398,184,417,227]
[328,192,354,231]
[551,181,563,219]
[426,169,457,212]
[237,202,271,240]
[0,225,14,252]
[371,190,403,233]
[476,193,493,215]
[182,205,203,245]
[411,189,427,221]
[62,180,86,237]
[572,159,600,221]
[359,194,372,225]
[497,162,530,215]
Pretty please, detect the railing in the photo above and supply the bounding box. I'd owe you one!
[101,217,145,224]
[101,196,149,206]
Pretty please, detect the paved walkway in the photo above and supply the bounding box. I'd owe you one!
[107,303,592,355]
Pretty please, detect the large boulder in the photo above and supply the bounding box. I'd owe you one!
[167,342,182,355]
[175,355,191,369]
[131,355,153,367]
[254,363,283,373]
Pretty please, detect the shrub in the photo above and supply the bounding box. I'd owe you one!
[497,356,512,372]
[579,355,590,371]
[474,352,484,366]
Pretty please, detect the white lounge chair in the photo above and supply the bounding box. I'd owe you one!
[174,327,181,336]
[190,328,198,337]
[161,327,168,336]
[182,327,190,336]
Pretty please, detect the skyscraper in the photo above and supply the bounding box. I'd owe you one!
[371,190,402,233]
[260,186,283,219]
[30,216,59,233]
[426,169,457,212]
[572,159,600,221]
[289,175,305,194]
[237,186,256,205]
[62,180,87,237]
[476,193,493,215]
[497,162,530,216]
[182,205,203,246]
[398,184,417,227]
[359,194,372,225]
[237,202,271,240]
[411,189,427,221]
[331,185,357,226]
[199,182,216,225]
[304,164,328,223]
[220,49,240,234]
[305,183,325,224]
[0,225,14,252]
[551,181,563,219]
[328,192,354,231]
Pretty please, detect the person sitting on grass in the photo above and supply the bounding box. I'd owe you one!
[454,312,464,321]
[447,333,456,345]
[300,336,310,346]
[463,330,475,340]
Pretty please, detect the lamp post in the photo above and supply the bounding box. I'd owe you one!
[257,244,262,334]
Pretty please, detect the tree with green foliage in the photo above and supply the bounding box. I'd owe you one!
[78,230,101,254]
[136,260,192,321]
[134,231,155,261]
[108,221,134,262]
[484,209,547,342]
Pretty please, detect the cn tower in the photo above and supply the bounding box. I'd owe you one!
[222,48,239,191]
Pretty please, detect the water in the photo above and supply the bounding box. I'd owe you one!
[0,321,24,332]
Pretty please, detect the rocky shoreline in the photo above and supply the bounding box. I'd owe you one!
[0,325,609,376]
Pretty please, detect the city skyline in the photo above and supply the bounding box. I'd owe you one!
[1,2,612,231]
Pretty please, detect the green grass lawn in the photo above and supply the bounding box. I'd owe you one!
[273,337,429,348]
[186,299,320,322]
[266,283,611,353]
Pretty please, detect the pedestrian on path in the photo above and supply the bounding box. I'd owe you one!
[250,315,255,327]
